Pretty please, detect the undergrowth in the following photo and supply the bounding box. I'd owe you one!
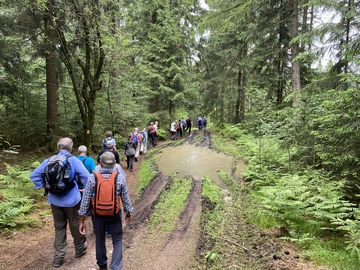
[211,125,360,269]
[0,163,43,231]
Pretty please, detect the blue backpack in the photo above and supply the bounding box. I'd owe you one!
[132,133,139,145]
[140,131,146,142]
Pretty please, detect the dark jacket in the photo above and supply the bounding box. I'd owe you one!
[124,140,136,156]
[97,148,120,164]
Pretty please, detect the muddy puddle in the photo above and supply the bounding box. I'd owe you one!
[154,144,246,189]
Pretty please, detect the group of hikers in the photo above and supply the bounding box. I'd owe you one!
[100,121,159,172]
[28,116,210,269]
[169,116,207,140]
[28,120,161,270]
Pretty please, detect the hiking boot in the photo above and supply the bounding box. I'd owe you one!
[99,265,108,270]
[135,157,138,162]
[75,241,88,258]
[53,259,62,268]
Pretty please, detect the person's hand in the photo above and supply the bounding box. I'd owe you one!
[79,217,86,235]
[125,214,131,225]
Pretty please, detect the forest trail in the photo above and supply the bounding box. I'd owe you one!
[0,131,328,270]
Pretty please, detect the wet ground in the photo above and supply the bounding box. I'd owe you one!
[0,130,328,270]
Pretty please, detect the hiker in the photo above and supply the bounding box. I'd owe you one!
[202,117,208,131]
[78,145,96,174]
[140,127,148,155]
[176,120,182,138]
[197,116,203,130]
[147,122,155,148]
[170,121,177,140]
[124,134,137,172]
[30,137,90,267]
[102,131,117,150]
[94,162,126,178]
[181,117,187,134]
[185,116,192,134]
[79,152,134,270]
[153,120,159,145]
[94,155,127,237]
[97,140,120,164]
[132,128,142,162]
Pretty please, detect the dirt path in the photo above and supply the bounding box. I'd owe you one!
[0,132,328,270]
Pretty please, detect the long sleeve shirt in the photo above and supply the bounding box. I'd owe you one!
[78,167,134,217]
[29,151,90,207]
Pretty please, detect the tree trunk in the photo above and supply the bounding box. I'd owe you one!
[235,42,247,123]
[44,12,58,149]
[291,0,301,105]
[276,0,286,105]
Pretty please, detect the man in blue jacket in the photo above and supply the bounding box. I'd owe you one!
[30,137,90,267]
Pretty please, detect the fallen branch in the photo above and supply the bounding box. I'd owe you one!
[217,235,248,252]
[205,232,248,252]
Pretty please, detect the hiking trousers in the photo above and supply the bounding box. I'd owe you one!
[126,155,135,170]
[148,133,155,147]
[51,202,87,260]
[92,212,123,270]
[140,142,147,154]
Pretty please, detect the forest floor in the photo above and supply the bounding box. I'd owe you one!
[0,131,329,270]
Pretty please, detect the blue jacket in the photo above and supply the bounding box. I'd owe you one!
[30,151,90,207]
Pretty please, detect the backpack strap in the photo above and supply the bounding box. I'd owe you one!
[81,156,88,164]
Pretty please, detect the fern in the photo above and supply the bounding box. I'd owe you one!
[255,171,354,238]
[0,164,36,230]
[332,208,360,258]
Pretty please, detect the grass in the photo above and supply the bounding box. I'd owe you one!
[136,157,158,194]
[150,173,192,231]
[197,175,225,269]
[303,239,360,269]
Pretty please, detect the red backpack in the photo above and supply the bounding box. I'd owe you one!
[91,172,121,216]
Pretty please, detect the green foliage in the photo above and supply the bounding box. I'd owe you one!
[150,174,192,231]
[332,207,360,258]
[0,164,39,231]
[136,158,158,194]
[201,176,223,207]
[255,171,354,236]
[211,125,360,268]
[302,239,360,270]
[0,198,34,229]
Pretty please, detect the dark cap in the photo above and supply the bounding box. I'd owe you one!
[100,152,115,168]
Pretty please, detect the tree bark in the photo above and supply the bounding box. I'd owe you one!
[290,0,301,105]
[44,11,58,149]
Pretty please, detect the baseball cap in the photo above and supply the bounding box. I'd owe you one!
[100,152,115,167]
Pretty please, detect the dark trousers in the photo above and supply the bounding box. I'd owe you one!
[92,212,123,269]
[51,203,86,260]
[126,155,135,170]
[148,133,155,146]
[185,125,191,134]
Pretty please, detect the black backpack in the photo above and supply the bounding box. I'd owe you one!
[42,155,75,196]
